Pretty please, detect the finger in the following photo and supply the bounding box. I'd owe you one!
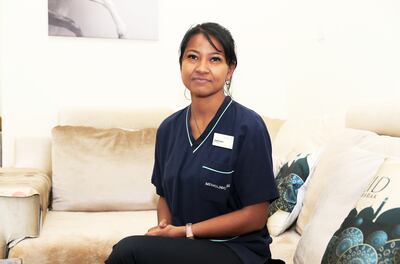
[147,226,159,233]
[146,230,158,236]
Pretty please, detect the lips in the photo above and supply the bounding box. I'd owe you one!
[192,77,211,83]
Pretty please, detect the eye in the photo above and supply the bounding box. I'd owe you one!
[210,56,222,62]
[187,54,198,60]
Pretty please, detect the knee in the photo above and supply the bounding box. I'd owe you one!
[105,236,142,264]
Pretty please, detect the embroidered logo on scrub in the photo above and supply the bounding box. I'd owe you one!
[212,133,234,150]
[205,182,231,191]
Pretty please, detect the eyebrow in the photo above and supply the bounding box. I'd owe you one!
[185,49,223,55]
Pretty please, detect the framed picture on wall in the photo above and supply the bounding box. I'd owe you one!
[48,0,158,40]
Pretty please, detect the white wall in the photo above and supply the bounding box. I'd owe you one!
[283,1,400,119]
[1,0,399,166]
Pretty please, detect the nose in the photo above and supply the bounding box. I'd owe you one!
[195,58,209,73]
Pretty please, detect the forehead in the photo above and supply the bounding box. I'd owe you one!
[185,33,224,53]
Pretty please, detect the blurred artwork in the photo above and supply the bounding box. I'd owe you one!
[48,0,158,40]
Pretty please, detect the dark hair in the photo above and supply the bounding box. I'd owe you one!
[179,22,237,68]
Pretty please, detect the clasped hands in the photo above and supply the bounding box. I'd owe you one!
[145,219,185,237]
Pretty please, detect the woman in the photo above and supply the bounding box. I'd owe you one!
[106,22,279,264]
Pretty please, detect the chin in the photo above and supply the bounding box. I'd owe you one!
[190,90,224,99]
[187,83,224,98]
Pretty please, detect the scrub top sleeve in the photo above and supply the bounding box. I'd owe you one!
[233,117,279,207]
[151,129,164,197]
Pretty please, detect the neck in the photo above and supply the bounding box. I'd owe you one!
[190,92,226,120]
[190,92,226,139]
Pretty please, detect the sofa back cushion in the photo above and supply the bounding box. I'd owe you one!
[346,102,400,137]
[15,137,52,175]
[13,108,172,175]
[272,116,345,162]
[51,126,158,211]
[262,116,285,143]
[58,107,172,130]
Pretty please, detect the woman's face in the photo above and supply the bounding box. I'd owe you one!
[181,33,234,99]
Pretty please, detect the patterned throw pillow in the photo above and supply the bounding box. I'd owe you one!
[322,159,400,264]
[267,152,319,236]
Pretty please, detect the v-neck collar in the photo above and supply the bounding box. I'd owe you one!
[185,96,233,153]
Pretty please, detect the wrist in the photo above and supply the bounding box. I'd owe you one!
[179,226,186,237]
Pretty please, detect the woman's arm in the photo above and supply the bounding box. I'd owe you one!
[192,201,268,238]
[157,196,172,225]
[147,201,269,238]
[147,196,172,233]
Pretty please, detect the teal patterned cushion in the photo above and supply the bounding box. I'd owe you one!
[269,155,310,215]
[322,159,400,264]
[267,152,319,236]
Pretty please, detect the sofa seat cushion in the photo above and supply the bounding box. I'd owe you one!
[9,210,157,264]
[270,228,301,264]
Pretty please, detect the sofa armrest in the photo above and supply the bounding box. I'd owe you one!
[0,232,5,260]
[0,168,51,258]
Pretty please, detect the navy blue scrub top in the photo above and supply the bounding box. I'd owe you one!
[151,96,279,264]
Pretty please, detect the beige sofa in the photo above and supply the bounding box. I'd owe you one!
[1,103,400,264]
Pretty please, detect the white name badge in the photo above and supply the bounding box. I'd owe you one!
[212,133,234,150]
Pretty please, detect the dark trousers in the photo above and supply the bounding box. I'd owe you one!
[105,235,243,264]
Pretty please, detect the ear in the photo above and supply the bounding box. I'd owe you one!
[226,64,236,81]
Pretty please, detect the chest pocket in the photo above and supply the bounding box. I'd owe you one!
[199,161,234,203]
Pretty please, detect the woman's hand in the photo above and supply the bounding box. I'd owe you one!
[146,218,168,233]
[146,224,185,238]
